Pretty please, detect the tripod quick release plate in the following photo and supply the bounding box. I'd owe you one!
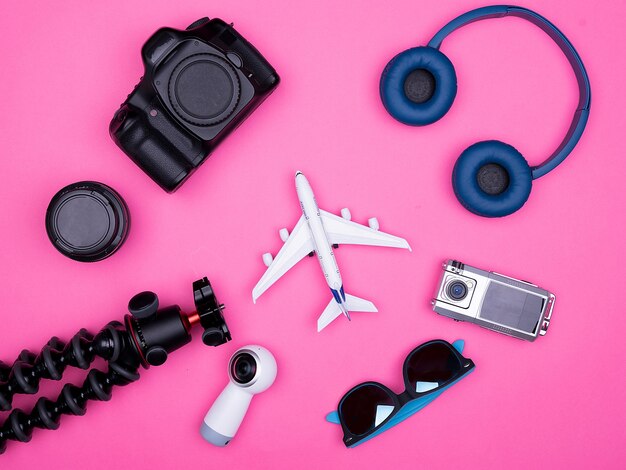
[193,277,231,346]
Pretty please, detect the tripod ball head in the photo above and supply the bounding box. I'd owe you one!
[125,278,232,367]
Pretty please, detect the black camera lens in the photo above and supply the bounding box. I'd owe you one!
[447,281,468,301]
[45,181,130,262]
[231,352,257,384]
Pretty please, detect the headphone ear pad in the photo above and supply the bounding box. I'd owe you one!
[452,141,533,217]
[380,46,457,126]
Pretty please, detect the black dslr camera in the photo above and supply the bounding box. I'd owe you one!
[110,18,280,192]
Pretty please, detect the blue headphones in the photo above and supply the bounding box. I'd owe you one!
[380,6,591,217]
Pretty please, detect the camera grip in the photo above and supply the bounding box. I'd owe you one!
[230,37,279,92]
[201,383,252,445]
[110,103,205,192]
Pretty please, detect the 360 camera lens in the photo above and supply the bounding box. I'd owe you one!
[231,352,257,384]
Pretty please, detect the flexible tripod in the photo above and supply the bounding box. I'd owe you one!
[0,277,231,454]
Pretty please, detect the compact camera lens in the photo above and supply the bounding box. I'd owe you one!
[447,281,468,301]
[231,352,257,384]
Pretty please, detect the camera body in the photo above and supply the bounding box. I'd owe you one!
[432,260,555,341]
[200,345,277,446]
[110,18,280,192]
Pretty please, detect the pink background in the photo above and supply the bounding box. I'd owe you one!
[1,0,625,468]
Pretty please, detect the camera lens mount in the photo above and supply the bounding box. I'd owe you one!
[446,280,468,301]
[168,53,241,126]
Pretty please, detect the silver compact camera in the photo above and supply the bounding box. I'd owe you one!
[432,260,555,341]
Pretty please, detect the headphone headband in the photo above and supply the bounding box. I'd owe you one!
[427,5,591,179]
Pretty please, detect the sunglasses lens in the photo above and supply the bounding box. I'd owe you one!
[406,342,462,393]
[340,384,395,436]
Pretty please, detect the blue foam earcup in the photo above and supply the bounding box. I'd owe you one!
[380,47,457,126]
[452,141,533,217]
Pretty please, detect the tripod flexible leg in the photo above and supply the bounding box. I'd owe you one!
[0,360,140,453]
[0,277,231,454]
[0,324,123,412]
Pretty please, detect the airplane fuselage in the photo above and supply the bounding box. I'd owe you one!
[295,172,347,313]
[253,170,410,330]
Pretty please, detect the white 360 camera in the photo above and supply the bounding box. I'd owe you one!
[200,345,277,446]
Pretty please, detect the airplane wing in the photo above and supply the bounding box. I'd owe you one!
[252,215,314,303]
[319,210,412,251]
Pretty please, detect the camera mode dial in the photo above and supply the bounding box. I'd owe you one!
[186,17,210,30]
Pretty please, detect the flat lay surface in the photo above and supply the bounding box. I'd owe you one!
[1,0,625,468]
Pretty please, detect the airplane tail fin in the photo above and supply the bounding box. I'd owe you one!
[317,294,377,332]
[344,294,377,312]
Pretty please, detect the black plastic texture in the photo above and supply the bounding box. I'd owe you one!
[45,182,130,262]
[110,18,280,192]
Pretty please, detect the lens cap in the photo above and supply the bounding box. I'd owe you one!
[46,181,130,262]
[168,53,241,126]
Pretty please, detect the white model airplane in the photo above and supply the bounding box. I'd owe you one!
[252,171,411,331]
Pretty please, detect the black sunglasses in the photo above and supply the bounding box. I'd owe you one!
[333,339,475,447]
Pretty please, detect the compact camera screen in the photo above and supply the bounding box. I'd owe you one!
[432,260,555,341]
[110,17,280,192]
[481,282,544,333]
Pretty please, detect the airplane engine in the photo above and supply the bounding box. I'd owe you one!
[262,253,274,267]
[341,208,351,221]
[279,228,289,242]
[368,217,379,230]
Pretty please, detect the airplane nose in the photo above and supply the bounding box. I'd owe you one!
[295,171,303,177]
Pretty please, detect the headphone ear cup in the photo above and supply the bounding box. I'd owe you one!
[452,141,533,217]
[380,46,457,126]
